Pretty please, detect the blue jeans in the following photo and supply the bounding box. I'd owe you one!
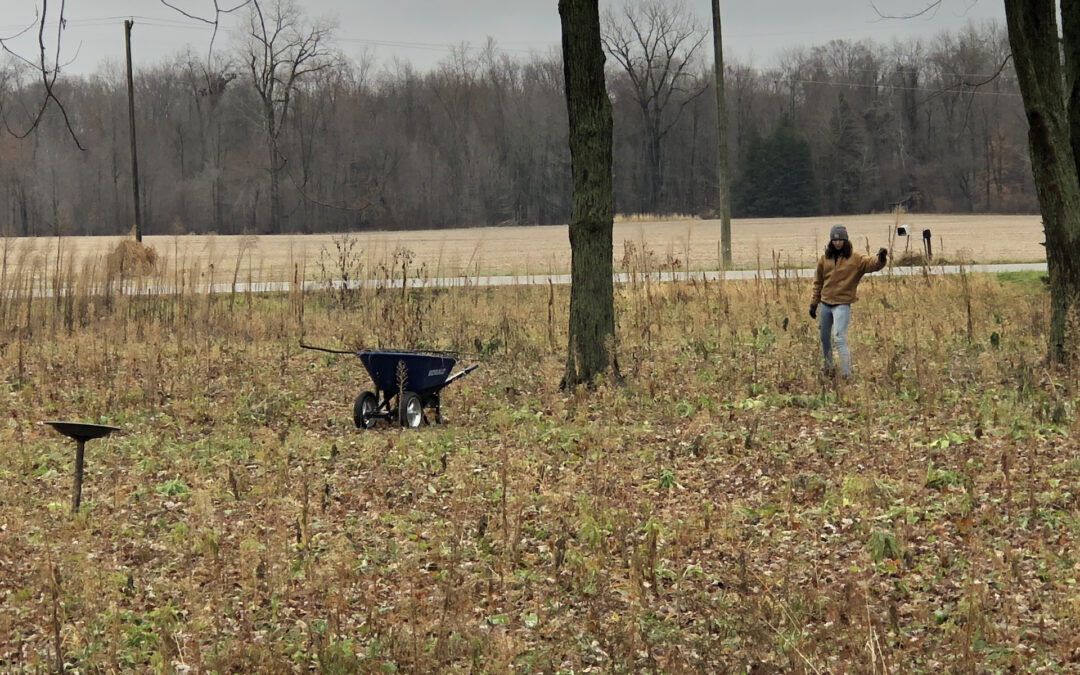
[818,303,851,376]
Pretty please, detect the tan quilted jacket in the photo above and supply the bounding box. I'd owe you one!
[811,251,885,305]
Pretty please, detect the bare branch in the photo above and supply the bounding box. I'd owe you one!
[159,0,252,23]
[159,0,253,94]
[0,0,85,149]
[0,14,42,69]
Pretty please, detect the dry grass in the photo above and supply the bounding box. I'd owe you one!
[0,232,1076,672]
[105,240,159,279]
[1,214,1046,284]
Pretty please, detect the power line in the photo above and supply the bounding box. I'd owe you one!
[51,15,549,61]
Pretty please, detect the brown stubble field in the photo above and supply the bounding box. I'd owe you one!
[3,214,1046,282]
[4,212,1080,672]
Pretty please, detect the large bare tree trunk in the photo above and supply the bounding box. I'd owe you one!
[1005,0,1080,361]
[558,0,619,388]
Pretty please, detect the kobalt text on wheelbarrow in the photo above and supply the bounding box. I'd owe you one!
[301,343,478,428]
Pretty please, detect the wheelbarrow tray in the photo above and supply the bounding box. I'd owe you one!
[358,349,457,396]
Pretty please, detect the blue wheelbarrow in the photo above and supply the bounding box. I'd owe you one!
[301,343,478,428]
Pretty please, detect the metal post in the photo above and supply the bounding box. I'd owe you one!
[71,439,85,516]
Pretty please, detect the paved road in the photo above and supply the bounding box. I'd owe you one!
[13,262,1047,297]
[177,261,1049,294]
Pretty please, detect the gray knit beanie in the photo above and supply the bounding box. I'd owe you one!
[829,224,849,241]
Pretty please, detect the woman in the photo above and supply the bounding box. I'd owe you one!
[809,224,887,378]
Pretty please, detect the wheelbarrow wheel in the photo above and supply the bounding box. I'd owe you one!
[399,391,423,428]
[353,391,378,429]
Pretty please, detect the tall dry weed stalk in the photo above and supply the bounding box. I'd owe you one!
[317,233,363,311]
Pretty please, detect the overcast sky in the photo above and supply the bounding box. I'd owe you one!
[0,1,1006,76]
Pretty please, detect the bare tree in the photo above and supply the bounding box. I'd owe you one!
[602,0,708,213]
[0,1,1041,239]
[559,0,618,388]
[0,0,85,149]
[1004,0,1080,361]
[239,0,334,232]
[0,1,248,149]
[881,0,1080,361]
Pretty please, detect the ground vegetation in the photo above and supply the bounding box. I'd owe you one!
[0,240,1076,671]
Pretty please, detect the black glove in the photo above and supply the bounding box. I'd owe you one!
[809,303,818,319]
[877,247,888,263]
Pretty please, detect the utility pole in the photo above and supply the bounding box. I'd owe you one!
[125,19,143,242]
[711,0,731,267]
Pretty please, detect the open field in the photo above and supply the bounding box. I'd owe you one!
[2,230,1078,671]
[3,214,1046,283]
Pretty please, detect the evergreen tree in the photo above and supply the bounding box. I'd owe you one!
[733,114,819,217]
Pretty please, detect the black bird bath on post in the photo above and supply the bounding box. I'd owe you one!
[45,421,120,517]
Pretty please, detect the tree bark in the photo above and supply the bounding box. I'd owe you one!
[1064,0,1080,178]
[1005,0,1080,361]
[559,0,619,388]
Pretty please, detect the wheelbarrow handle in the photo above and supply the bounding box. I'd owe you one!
[300,341,360,355]
[444,364,479,386]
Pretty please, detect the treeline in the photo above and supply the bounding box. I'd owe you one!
[0,7,1030,237]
